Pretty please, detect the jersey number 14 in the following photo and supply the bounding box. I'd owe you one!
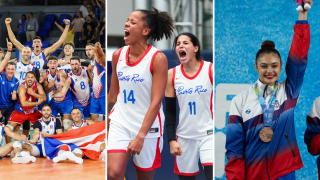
[123,90,135,104]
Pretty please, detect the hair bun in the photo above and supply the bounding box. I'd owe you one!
[261,40,275,49]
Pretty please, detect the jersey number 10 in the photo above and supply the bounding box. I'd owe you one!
[123,90,135,104]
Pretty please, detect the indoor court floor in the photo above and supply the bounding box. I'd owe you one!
[0,157,105,180]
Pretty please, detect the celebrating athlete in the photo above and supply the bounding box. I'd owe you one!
[225,4,311,179]
[165,33,213,180]
[107,7,174,180]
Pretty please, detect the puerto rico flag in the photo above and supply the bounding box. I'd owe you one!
[42,121,105,160]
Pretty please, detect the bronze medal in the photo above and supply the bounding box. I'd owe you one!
[259,127,273,142]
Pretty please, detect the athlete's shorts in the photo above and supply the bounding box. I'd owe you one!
[30,143,44,157]
[90,96,105,115]
[107,123,163,171]
[2,105,14,125]
[174,136,213,176]
[50,100,73,117]
[73,101,91,119]
[8,110,42,125]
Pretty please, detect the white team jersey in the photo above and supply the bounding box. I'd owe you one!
[109,45,165,138]
[14,61,36,85]
[71,120,89,130]
[90,60,95,66]
[57,58,72,74]
[30,50,47,74]
[0,123,4,146]
[68,66,91,106]
[174,60,213,140]
[46,69,66,103]
[36,117,56,144]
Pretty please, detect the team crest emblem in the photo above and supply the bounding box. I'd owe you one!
[83,74,87,78]
[27,67,31,71]
[39,56,42,59]
[11,83,14,87]
[275,100,279,108]
[50,125,53,129]
[246,109,251,114]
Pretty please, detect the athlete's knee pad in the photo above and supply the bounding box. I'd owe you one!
[63,119,73,132]
[22,121,31,130]
[13,141,22,149]
[72,148,83,155]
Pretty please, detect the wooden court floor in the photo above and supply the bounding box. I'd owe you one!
[0,157,105,180]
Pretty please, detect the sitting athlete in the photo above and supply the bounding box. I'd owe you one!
[42,56,73,131]
[6,18,70,74]
[10,103,63,164]
[50,56,93,120]
[0,121,27,160]
[6,71,46,143]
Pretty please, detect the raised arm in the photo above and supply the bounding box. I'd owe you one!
[225,97,246,180]
[18,85,44,107]
[285,3,311,100]
[126,52,168,155]
[107,49,120,131]
[54,21,64,32]
[5,18,24,52]
[93,42,105,68]
[44,19,70,56]
[0,38,14,72]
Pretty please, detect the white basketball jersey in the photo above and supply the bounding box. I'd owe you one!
[30,50,47,74]
[68,66,91,106]
[71,120,89,130]
[109,45,165,138]
[57,58,72,74]
[36,117,57,144]
[46,69,66,103]
[173,61,213,140]
[14,61,36,85]
[0,123,4,145]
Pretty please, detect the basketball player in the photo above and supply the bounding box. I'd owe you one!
[58,42,89,74]
[41,56,73,131]
[10,103,63,164]
[5,71,46,144]
[50,56,93,120]
[107,8,174,180]
[90,42,105,123]
[5,18,70,73]
[165,33,213,180]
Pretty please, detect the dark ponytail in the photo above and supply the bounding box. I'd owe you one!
[255,40,281,64]
[138,7,175,41]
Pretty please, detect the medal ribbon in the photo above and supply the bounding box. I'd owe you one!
[254,81,278,127]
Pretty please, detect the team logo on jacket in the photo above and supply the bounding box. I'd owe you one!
[50,125,53,129]
[275,100,279,108]
[27,67,32,71]
[11,83,14,87]
[245,109,251,114]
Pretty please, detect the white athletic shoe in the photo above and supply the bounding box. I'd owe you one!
[296,5,303,12]
[304,3,311,10]
[52,152,68,163]
[64,151,83,164]
[11,153,32,164]
[99,151,105,163]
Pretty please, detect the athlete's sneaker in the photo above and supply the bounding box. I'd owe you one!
[52,151,68,163]
[64,151,83,164]
[304,3,311,10]
[99,150,105,163]
[296,5,303,11]
[11,153,32,164]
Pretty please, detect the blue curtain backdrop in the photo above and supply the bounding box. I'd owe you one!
[215,1,319,180]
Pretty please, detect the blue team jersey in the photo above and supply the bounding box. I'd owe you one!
[92,60,105,98]
[0,73,19,108]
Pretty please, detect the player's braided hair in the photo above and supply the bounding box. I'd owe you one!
[138,7,175,41]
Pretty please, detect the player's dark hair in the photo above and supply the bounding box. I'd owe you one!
[33,36,42,42]
[137,7,175,41]
[87,15,92,19]
[172,32,202,62]
[71,107,81,113]
[255,40,282,64]
[70,56,81,63]
[85,43,94,47]
[41,103,52,110]
[63,42,75,49]
[6,62,16,68]
[26,71,36,77]
[29,12,33,16]
[22,14,26,19]
[47,56,58,62]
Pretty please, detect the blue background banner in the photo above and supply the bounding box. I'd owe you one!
[215,1,319,179]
